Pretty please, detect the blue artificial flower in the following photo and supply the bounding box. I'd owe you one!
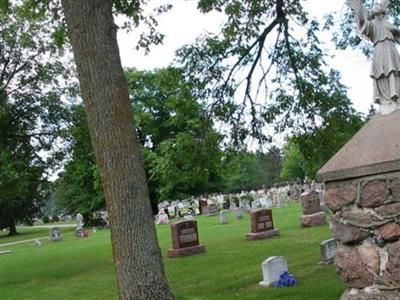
[274,271,297,288]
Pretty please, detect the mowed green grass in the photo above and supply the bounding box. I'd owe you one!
[0,203,345,300]
[0,227,76,244]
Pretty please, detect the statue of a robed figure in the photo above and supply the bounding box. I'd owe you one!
[347,0,400,114]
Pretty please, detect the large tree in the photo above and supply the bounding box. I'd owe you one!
[126,68,224,201]
[60,1,174,299]
[177,0,400,148]
[224,149,282,192]
[0,7,69,235]
[55,68,224,218]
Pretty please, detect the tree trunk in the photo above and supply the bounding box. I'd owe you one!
[8,221,17,236]
[60,1,174,299]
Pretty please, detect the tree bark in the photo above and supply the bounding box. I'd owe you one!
[60,1,174,299]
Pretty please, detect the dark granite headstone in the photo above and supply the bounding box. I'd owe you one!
[168,220,205,258]
[246,209,280,241]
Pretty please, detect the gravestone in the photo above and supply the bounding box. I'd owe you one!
[167,220,205,258]
[241,200,251,212]
[219,210,228,225]
[199,200,208,215]
[223,196,230,210]
[259,256,288,287]
[235,208,243,220]
[183,215,194,221]
[319,238,339,264]
[75,229,89,238]
[251,199,261,210]
[299,190,326,227]
[206,204,219,217]
[246,209,280,241]
[48,227,63,242]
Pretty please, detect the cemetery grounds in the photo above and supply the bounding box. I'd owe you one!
[0,203,344,300]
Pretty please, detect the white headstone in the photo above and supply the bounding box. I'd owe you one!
[235,208,243,220]
[183,215,194,221]
[220,210,228,224]
[259,256,288,287]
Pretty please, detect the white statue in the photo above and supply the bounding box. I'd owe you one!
[347,0,400,114]
[76,213,84,231]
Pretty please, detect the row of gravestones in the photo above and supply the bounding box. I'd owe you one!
[167,208,279,258]
[168,208,337,263]
[48,214,89,242]
[48,226,90,242]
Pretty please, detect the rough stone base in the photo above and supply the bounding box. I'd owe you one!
[300,212,326,228]
[340,288,400,300]
[246,229,280,241]
[167,244,206,258]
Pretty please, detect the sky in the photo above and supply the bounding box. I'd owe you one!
[116,0,378,115]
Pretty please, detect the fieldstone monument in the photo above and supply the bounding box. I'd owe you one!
[48,227,63,242]
[167,220,205,258]
[300,190,326,227]
[259,256,288,287]
[319,238,339,264]
[219,210,228,225]
[246,208,280,241]
[317,1,400,299]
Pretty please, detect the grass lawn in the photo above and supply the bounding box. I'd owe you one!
[0,203,345,300]
[0,227,75,245]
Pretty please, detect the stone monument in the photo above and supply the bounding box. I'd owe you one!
[167,220,205,258]
[317,2,400,298]
[300,190,326,227]
[246,209,280,241]
[48,227,63,242]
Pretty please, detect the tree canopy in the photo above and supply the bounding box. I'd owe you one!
[0,6,70,234]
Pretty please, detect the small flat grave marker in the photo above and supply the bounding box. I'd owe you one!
[319,238,339,264]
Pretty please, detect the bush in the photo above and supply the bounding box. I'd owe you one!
[42,215,50,223]
[52,215,60,222]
